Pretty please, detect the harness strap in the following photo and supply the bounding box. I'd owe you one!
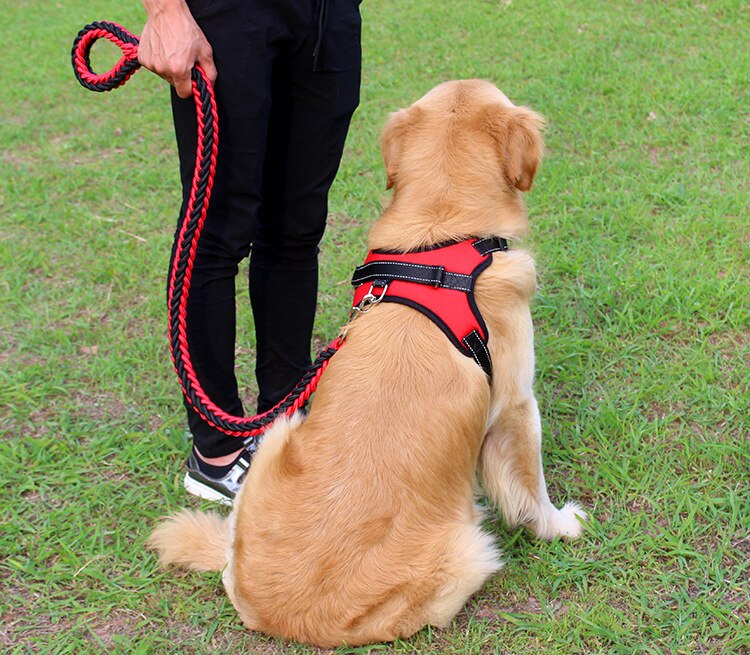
[351,238,508,291]
[352,261,473,291]
[463,330,493,379]
[472,236,509,256]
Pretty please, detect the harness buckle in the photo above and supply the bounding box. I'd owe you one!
[432,266,446,287]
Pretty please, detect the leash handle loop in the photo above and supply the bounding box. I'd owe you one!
[71,21,141,92]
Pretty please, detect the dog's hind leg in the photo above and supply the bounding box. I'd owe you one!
[350,520,501,644]
[422,521,503,627]
[221,532,264,632]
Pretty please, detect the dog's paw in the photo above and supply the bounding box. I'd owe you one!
[534,501,588,541]
[554,501,588,540]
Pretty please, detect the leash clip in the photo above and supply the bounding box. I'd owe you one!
[351,282,388,319]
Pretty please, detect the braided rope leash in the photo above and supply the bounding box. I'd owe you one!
[71,21,345,444]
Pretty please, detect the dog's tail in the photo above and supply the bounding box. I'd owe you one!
[147,509,229,572]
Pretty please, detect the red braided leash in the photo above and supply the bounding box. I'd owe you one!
[72,21,345,443]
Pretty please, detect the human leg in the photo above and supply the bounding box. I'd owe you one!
[249,5,362,411]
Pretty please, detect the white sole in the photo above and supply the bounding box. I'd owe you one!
[183,472,234,506]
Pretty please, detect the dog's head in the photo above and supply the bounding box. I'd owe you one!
[378,80,545,242]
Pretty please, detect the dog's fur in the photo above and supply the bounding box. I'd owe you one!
[148,80,587,647]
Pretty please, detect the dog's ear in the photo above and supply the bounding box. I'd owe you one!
[381,107,419,190]
[482,104,545,192]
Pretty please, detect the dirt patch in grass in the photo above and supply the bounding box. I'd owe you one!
[20,392,132,437]
[328,211,363,232]
[0,333,49,370]
[731,536,750,558]
[70,391,132,423]
[472,593,546,621]
[0,582,75,650]
[85,609,152,648]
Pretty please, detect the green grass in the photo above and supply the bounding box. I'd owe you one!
[2,0,748,653]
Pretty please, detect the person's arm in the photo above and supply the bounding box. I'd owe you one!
[139,0,217,98]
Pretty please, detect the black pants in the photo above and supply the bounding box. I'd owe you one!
[171,0,361,457]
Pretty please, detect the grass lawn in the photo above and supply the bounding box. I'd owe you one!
[1,0,748,653]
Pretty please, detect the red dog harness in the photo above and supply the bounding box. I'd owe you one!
[351,237,508,379]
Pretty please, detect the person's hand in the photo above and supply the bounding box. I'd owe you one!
[139,0,217,98]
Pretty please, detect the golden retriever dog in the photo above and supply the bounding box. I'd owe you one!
[148,79,587,647]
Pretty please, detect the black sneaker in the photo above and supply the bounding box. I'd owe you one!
[183,447,255,506]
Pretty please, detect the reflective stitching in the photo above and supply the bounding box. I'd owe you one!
[358,261,445,273]
[463,334,483,371]
[355,271,442,284]
[463,331,493,378]
[353,262,472,291]
[356,261,471,279]
[355,273,472,291]
[477,337,493,377]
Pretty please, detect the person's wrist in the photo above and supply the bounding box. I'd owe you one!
[143,0,189,19]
